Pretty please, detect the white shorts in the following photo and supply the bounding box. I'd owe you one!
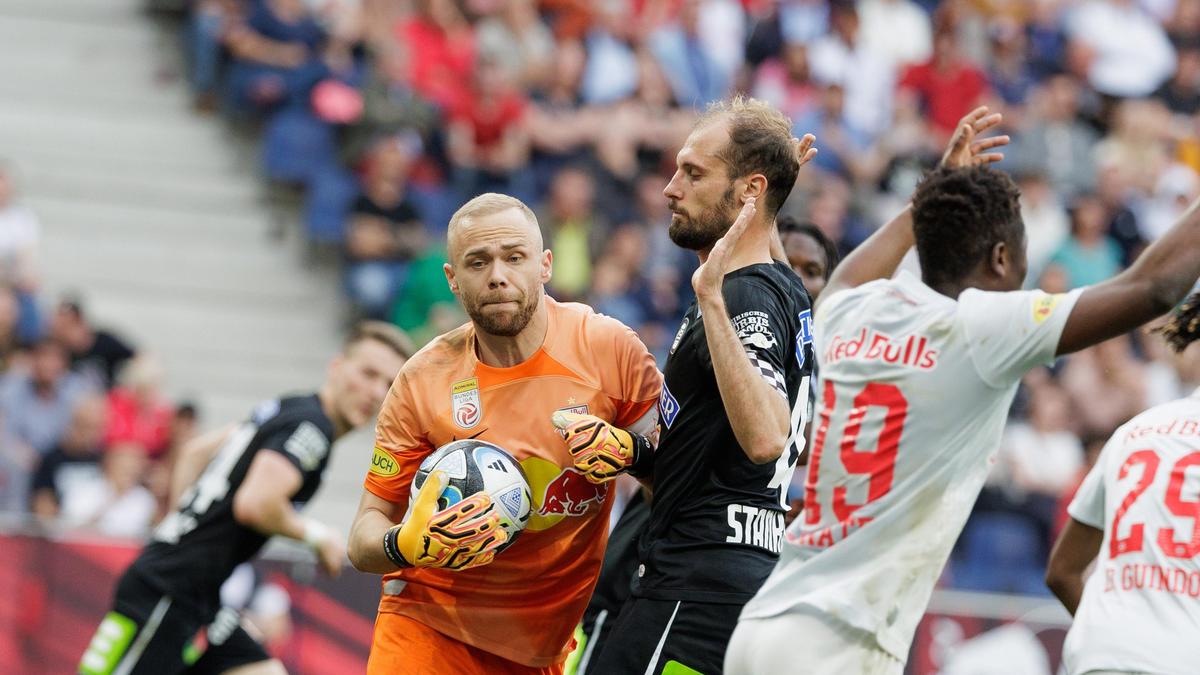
[725,609,903,675]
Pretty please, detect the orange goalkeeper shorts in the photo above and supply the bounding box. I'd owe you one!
[366,611,564,675]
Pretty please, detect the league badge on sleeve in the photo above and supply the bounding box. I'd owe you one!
[451,377,483,429]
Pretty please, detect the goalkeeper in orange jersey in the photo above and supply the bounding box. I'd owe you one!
[346,193,662,675]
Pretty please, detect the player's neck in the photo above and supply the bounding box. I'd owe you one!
[317,387,350,439]
[700,227,773,270]
[474,301,549,368]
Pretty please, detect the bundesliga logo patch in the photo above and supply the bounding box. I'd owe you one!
[451,377,482,429]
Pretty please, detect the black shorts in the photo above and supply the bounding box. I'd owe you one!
[587,596,744,675]
[78,570,270,675]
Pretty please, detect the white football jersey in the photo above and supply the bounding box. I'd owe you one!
[1062,390,1200,675]
[740,271,1082,660]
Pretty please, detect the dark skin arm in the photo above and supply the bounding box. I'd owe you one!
[1046,517,1104,615]
[1055,196,1200,355]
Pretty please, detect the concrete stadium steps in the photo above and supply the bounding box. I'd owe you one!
[0,0,367,524]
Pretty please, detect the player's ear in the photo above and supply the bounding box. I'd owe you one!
[541,249,553,284]
[741,174,768,204]
[444,262,459,294]
[990,241,1009,279]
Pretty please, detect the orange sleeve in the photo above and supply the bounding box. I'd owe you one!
[364,370,434,507]
[609,322,663,429]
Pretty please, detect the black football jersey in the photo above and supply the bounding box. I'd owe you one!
[131,394,336,616]
[633,261,814,604]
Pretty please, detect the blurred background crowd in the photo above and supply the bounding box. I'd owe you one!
[1,0,1200,603]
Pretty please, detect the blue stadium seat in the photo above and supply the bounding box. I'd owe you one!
[953,512,1049,596]
[303,167,360,245]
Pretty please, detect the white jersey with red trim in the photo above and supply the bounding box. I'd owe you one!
[1063,389,1200,675]
[740,271,1082,660]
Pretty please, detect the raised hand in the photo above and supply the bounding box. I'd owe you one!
[940,106,1009,169]
[692,197,758,301]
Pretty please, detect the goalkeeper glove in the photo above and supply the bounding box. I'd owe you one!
[382,471,508,571]
[551,411,653,484]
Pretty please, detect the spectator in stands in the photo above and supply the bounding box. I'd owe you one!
[1093,98,1172,197]
[29,396,106,520]
[342,43,439,165]
[395,0,476,110]
[0,410,32,515]
[987,18,1039,110]
[751,41,819,125]
[794,79,875,182]
[104,355,173,460]
[1008,74,1100,198]
[1154,40,1200,114]
[589,225,663,350]
[526,39,597,193]
[539,166,606,301]
[994,378,1085,520]
[49,298,136,390]
[446,56,532,200]
[344,134,428,319]
[1094,161,1146,266]
[60,441,156,539]
[858,0,932,69]
[1061,335,1148,438]
[0,338,94,456]
[1017,170,1070,286]
[475,0,555,89]
[580,3,640,105]
[1065,0,1176,98]
[0,165,42,345]
[896,23,991,141]
[225,0,326,112]
[0,285,28,372]
[807,0,895,139]
[1141,163,1200,242]
[185,0,246,111]
[648,0,733,109]
[1044,193,1124,289]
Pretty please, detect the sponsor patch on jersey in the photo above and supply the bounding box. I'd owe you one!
[733,310,777,351]
[659,382,680,429]
[370,446,399,477]
[670,317,689,354]
[1032,292,1064,324]
[283,421,329,471]
[451,377,482,429]
[555,403,589,418]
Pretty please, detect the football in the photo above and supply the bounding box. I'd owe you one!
[411,439,533,551]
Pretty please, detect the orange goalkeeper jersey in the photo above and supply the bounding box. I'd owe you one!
[364,297,661,667]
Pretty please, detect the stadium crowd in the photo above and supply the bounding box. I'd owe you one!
[1,0,1199,601]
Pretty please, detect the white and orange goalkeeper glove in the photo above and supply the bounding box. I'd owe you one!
[551,411,653,484]
[382,471,508,571]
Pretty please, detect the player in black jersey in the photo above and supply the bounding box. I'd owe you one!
[588,97,818,675]
[77,322,412,675]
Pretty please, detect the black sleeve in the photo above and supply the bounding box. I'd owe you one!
[256,417,332,486]
[718,277,797,398]
[30,454,59,493]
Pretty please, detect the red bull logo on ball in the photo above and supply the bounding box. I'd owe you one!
[539,468,608,517]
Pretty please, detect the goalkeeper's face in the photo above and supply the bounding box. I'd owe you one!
[446,207,552,338]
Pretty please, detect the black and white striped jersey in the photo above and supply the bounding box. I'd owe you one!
[132,394,335,617]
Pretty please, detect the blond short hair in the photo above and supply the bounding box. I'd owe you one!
[448,193,538,233]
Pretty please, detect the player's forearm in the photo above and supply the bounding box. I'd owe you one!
[1122,196,1200,313]
[1045,570,1085,615]
[232,493,307,542]
[818,206,913,310]
[168,426,231,507]
[348,507,402,574]
[697,294,790,464]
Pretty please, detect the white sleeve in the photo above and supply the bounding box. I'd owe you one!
[958,287,1084,388]
[1068,440,1112,530]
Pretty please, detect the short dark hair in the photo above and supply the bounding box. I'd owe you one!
[1156,290,1200,353]
[345,321,415,360]
[698,96,799,217]
[777,216,840,281]
[911,166,1023,288]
